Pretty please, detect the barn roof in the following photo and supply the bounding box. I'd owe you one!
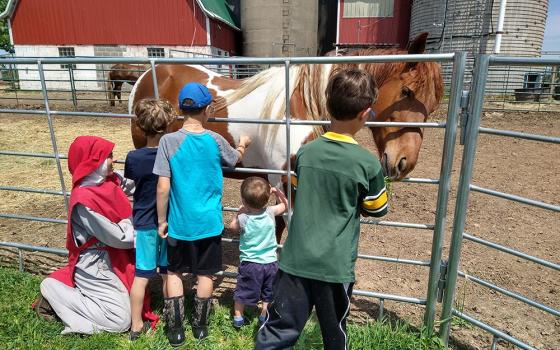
[196,0,240,31]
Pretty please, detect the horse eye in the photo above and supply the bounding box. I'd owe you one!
[402,87,412,98]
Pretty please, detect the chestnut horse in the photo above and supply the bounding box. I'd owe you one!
[107,63,149,106]
[129,33,442,183]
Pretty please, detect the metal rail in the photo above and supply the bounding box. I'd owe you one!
[470,184,560,212]
[458,271,560,317]
[478,127,560,144]
[0,53,456,65]
[462,232,560,271]
[451,310,538,350]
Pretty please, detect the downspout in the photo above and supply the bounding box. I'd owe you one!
[8,18,14,48]
[206,15,211,46]
[0,0,17,20]
[1,0,18,50]
[335,0,341,54]
[493,0,507,54]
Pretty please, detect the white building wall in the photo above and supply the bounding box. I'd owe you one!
[14,45,97,90]
[13,45,221,91]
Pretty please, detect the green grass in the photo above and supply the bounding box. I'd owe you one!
[384,176,393,196]
[0,267,445,350]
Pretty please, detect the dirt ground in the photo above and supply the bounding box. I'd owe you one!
[0,96,558,349]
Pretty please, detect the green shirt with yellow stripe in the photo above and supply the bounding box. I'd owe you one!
[279,132,388,283]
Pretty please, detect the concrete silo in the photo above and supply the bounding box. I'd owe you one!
[409,0,549,56]
[410,0,549,96]
[240,0,318,57]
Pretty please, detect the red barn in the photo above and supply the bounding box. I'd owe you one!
[336,0,411,49]
[1,0,240,90]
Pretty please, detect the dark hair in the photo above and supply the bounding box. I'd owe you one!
[240,177,271,209]
[134,98,176,136]
[325,69,378,121]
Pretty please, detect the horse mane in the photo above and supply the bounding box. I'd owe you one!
[218,47,443,143]
[337,48,444,107]
[219,66,303,147]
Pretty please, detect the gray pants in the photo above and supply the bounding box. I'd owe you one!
[40,250,131,334]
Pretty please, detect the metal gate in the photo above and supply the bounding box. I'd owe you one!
[438,55,560,350]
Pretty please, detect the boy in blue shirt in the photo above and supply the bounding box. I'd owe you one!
[126,98,176,341]
[154,82,251,346]
[227,177,288,329]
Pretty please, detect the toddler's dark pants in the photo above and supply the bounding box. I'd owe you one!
[255,270,354,350]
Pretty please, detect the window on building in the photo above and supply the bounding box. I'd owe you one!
[147,47,165,58]
[343,0,394,18]
[58,47,76,69]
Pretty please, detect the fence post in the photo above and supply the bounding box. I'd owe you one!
[423,52,467,333]
[18,249,24,272]
[439,55,490,345]
[9,60,20,107]
[37,61,69,212]
[150,59,159,99]
[68,65,78,109]
[284,60,292,225]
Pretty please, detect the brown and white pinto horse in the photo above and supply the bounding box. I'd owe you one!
[129,33,443,184]
[107,64,149,106]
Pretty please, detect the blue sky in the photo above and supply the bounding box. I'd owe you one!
[543,1,560,51]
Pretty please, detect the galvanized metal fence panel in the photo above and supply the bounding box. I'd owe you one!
[439,54,560,350]
[1,53,464,337]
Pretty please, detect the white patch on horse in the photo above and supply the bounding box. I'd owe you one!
[225,66,315,171]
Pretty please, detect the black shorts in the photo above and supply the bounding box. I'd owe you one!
[166,235,222,275]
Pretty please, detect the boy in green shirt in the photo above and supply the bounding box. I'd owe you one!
[255,69,388,350]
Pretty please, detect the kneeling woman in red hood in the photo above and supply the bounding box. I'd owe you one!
[36,136,157,334]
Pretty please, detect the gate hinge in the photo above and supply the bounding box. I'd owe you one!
[459,90,470,145]
[437,260,449,303]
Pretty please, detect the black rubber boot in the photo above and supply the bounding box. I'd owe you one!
[164,296,185,347]
[192,296,212,340]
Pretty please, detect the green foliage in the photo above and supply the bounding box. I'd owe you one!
[384,176,393,196]
[0,267,446,350]
[0,0,14,53]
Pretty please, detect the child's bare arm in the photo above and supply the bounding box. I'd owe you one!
[270,187,288,216]
[156,176,171,238]
[226,206,245,234]
[235,135,252,162]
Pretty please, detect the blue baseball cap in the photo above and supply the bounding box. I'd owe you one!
[178,82,213,110]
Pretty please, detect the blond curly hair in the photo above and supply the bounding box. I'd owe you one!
[133,98,176,136]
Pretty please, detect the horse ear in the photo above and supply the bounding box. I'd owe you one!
[407,32,428,54]
[406,32,429,70]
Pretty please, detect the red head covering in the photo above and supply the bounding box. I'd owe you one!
[68,136,114,188]
[49,136,158,327]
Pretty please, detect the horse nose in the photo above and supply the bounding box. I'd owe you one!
[382,153,407,180]
[397,157,407,175]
